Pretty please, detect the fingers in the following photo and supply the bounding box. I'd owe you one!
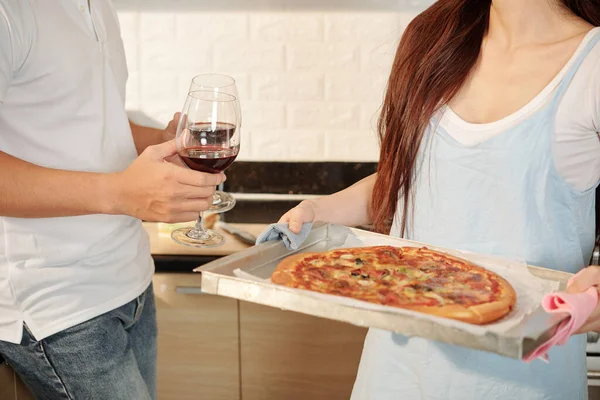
[146,140,178,160]
[277,210,292,223]
[153,198,214,223]
[278,202,317,233]
[575,301,600,334]
[566,266,600,294]
[175,198,214,213]
[287,207,309,233]
[173,167,226,187]
[158,212,200,224]
[568,267,600,334]
[164,153,186,168]
[576,321,600,335]
[176,184,217,200]
[167,112,181,129]
[289,222,303,234]
[164,113,181,140]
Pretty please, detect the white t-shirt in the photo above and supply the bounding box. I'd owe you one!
[440,27,600,192]
[0,0,153,344]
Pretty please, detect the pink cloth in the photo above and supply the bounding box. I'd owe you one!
[523,280,598,362]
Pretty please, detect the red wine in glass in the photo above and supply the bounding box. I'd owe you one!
[179,146,238,174]
[179,121,238,173]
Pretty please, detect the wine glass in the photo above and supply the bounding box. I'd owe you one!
[171,90,240,248]
[189,74,241,213]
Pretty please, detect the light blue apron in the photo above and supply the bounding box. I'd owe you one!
[351,32,600,400]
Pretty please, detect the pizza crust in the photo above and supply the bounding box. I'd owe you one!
[405,299,514,325]
[271,252,313,286]
[270,246,518,325]
[399,247,518,324]
[466,273,517,324]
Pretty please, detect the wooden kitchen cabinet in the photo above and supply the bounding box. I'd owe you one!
[239,301,367,400]
[0,364,14,400]
[0,363,34,400]
[153,273,240,400]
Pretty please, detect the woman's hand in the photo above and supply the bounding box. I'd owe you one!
[276,174,377,232]
[278,200,318,233]
[566,266,600,333]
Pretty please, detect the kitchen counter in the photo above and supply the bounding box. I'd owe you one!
[144,222,267,256]
[143,222,268,272]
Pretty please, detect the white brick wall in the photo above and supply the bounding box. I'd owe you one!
[114,0,434,161]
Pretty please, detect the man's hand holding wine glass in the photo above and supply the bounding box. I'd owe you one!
[110,139,225,223]
[161,112,189,168]
[162,112,181,142]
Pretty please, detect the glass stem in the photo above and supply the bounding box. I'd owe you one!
[212,188,221,205]
[189,212,210,240]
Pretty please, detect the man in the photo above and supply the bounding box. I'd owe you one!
[0,1,220,398]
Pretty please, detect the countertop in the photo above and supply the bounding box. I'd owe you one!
[143,222,268,256]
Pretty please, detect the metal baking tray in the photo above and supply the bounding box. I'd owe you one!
[196,222,570,359]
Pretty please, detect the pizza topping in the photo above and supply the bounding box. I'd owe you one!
[273,245,516,324]
[418,263,438,272]
[406,269,423,279]
[333,280,350,289]
[357,279,375,287]
[370,269,390,278]
[411,283,433,292]
[444,293,469,304]
[403,286,416,296]
[422,291,446,304]
[350,269,370,279]
[304,267,329,280]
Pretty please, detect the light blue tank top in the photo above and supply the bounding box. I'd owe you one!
[351,31,600,400]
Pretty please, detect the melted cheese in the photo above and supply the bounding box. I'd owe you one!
[357,280,375,287]
[310,260,327,267]
[423,291,446,304]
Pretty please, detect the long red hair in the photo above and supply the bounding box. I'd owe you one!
[369,0,600,235]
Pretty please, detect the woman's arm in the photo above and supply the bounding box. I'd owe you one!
[279,173,376,232]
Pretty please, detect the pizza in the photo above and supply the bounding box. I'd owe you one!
[271,246,517,325]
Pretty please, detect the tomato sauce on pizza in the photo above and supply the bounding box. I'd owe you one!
[271,246,517,325]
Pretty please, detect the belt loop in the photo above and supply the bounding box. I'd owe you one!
[133,291,145,321]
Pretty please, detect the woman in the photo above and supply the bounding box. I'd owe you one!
[279,0,600,399]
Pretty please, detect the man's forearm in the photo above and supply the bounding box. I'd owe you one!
[129,121,164,155]
[0,151,120,218]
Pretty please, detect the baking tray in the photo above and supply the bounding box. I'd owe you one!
[196,222,570,359]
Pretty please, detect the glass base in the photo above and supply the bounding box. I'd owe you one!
[171,227,225,248]
[208,191,236,213]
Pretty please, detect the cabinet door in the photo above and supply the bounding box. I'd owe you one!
[0,364,34,400]
[240,302,367,400]
[0,363,15,400]
[153,274,239,400]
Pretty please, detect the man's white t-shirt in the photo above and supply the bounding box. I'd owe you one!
[0,0,153,344]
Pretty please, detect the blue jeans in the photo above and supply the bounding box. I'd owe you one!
[0,283,157,400]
